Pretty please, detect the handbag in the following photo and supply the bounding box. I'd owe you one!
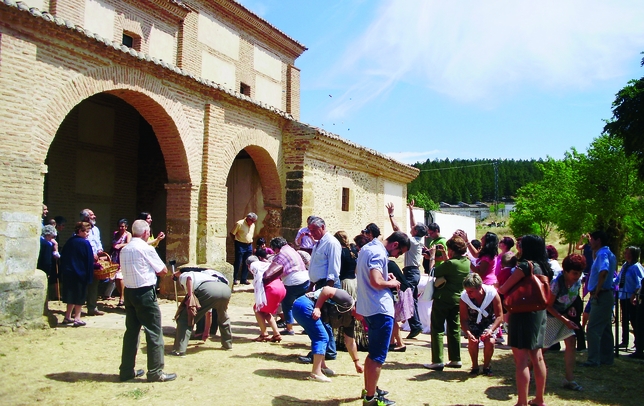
[503,261,551,313]
[420,268,436,302]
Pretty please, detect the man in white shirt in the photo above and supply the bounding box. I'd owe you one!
[119,219,176,383]
[171,270,232,356]
[81,208,105,316]
[298,216,341,363]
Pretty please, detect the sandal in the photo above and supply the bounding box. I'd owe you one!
[482,367,493,376]
[269,334,282,343]
[253,334,269,342]
[563,380,583,391]
[528,400,546,406]
[73,320,86,327]
[117,300,124,306]
[469,367,480,376]
[62,318,74,324]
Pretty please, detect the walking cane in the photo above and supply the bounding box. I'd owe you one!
[169,260,178,308]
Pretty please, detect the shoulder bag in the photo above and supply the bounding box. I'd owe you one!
[420,268,436,302]
[503,261,551,313]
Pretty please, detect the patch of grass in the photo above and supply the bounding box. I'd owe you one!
[118,388,148,400]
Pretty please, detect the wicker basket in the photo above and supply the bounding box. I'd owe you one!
[94,252,119,280]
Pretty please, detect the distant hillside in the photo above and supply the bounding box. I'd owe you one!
[408,158,543,204]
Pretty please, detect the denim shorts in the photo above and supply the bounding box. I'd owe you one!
[364,314,394,364]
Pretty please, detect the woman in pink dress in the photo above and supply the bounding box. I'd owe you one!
[247,249,286,343]
[470,232,499,286]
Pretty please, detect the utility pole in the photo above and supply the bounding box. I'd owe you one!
[494,160,499,215]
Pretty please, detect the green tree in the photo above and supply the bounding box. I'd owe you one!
[509,182,556,239]
[576,135,644,255]
[408,191,439,212]
[603,54,644,179]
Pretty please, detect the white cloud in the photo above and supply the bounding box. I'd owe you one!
[324,0,644,118]
[385,150,441,164]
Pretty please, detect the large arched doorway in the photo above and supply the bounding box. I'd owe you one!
[225,145,283,266]
[44,93,168,259]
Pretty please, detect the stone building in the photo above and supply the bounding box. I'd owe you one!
[0,0,418,329]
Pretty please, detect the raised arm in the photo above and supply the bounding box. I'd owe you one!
[385,202,400,232]
[408,199,416,229]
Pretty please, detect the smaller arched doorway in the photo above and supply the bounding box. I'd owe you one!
[225,145,283,268]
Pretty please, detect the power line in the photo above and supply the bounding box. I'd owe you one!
[417,162,496,172]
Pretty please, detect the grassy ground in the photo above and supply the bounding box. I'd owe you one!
[0,290,642,406]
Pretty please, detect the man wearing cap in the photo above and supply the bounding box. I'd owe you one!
[386,200,428,339]
[230,212,257,285]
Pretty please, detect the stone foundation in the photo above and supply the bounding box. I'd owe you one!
[0,270,48,332]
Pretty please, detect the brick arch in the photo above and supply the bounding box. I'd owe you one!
[219,128,282,207]
[33,64,200,184]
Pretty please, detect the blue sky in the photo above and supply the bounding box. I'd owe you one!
[239,0,644,164]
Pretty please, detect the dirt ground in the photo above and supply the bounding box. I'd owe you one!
[1,287,641,406]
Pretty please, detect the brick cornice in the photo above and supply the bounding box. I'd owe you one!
[285,122,419,183]
[207,0,307,59]
[125,0,191,21]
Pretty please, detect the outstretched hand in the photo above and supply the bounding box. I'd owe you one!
[385,202,394,215]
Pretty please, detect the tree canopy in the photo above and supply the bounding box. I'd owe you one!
[408,159,542,205]
[603,53,644,179]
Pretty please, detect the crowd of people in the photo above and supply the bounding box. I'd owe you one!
[37,203,644,405]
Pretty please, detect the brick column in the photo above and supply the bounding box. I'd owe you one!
[162,182,197,297]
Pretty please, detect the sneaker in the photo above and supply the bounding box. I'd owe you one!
[280,329,295,335]
[169,350,186,358]
[363,395,396,406]
[308,373,331,382]
[482,367,493,376]
[446,360,462,368]
[563,379,582,391]
[469,367,480,376]
[298,356,313,364]
[361,388,389,398]
[276,320,287,329]
[423,362,444,371]
[478,341,484,349]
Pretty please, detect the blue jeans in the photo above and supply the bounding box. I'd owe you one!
[283,280,310,325]
[586,290,615,365]
[364,314,394,364]
[233,241,253,283]
[403,267,422,332]
[293,295,329,355]
[312,279,341,359]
